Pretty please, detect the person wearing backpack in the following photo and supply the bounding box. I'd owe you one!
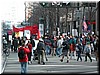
[36,38,46,65]
[84,42,92,62]
[18,43,30,74]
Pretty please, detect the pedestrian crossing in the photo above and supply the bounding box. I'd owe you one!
[2,52,98,74]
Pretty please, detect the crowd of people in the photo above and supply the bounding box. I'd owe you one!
[2,33,99,74]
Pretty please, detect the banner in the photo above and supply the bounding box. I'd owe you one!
[13,26,24,32]
[83,16,88,31]
[24,30,30,39]
[39,24,44,37]
[15,32,19,38]
[13,24,38,35]
[19,31,23,38]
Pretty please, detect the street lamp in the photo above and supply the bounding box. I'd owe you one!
[24,2,26,23]
[52,2,60,36]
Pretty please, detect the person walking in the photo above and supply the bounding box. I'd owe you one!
[13,37,18,53]
[36,38,46,65]
[27,40,32,64]
[51,36,57,56]
[69,36,76,60]
[56,36,63,57]
[84,42,92,62]
[30,37,35,57]
[76,40,82,61]
[60,38,70,63]
[18,43,30,74]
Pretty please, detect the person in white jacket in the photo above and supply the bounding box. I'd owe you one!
[56,36,63,57]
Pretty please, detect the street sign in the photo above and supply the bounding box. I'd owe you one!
[75,10,82,20]
[67,13,72,21]
[39,24,44,37]
[72,29,78,36]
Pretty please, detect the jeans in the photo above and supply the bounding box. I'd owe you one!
[70,51,76,59]
[45,45,51,55]
[20,62,28,74]
[56,47,62,56]
[77,51,82,61]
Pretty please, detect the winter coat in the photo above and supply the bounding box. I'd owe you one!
[18,47,30,62]
[27,43,32,52]
[36,41,45,54]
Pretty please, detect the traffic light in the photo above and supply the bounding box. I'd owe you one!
[60,2,71,7]
[39,17,44,24]
[39,2,49,7]
[82,3,96,7]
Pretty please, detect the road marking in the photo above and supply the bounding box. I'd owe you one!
[29,65,97,67]
[81,71,98,74]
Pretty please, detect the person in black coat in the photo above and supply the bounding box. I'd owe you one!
[60,38,70,63]
[13,37,18,53]
[76,41,82,61]
[36,38,46,65]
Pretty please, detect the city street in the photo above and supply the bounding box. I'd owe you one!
[1,1,99,74]
[3,51,98,74]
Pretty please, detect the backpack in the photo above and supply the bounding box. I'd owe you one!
[76,44,81,51]
[86,46,90,53]
[18,49,26,59]
[72,39,75,44]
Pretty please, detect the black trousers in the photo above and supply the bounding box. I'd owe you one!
[28,52,32,61]
[85,53,92,61]
[14,46,17,52]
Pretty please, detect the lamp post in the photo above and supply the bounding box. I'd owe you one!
[77,2,79,36]
[52,2,60,36]
[24,2,26,23]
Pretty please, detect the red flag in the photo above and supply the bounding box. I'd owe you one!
[83,16,88,31]
[37,29,41,40]
[13,26,24,32]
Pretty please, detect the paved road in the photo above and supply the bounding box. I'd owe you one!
[2,52,99,74]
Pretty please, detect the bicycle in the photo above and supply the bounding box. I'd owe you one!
[3,45,10,57]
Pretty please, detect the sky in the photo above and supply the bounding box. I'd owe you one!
[0,0,98,23]
[0,0,25,23]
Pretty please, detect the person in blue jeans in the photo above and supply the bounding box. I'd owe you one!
[56,37,63,57]
[18,43,30,74]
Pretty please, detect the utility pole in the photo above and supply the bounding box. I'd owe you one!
[24,2,26,23]
[77,2,79,36]
[66,7,68,34]
[56,6,60,36]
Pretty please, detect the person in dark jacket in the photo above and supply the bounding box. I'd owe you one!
[18,43,30,74]
[27,40,32,64]
[60,38,70,63]
[31,38,35,56]
[36,38,45,65]
[76,41,82,61]
[13,37,18,53]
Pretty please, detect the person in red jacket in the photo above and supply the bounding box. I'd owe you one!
[27,40,32,64]
[18,43,30,74]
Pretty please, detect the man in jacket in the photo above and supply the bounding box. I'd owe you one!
[36,38,45,65]
[84,42,92,62]
[18,43,30,74]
